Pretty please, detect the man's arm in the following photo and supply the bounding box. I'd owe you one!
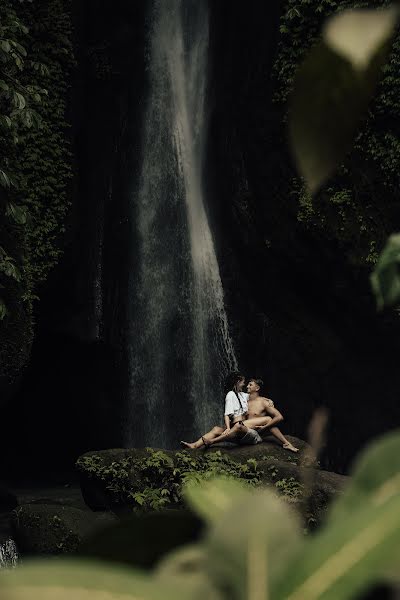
[260,402,283,429]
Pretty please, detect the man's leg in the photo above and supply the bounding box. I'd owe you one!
[180,426,224,449]
[255,421,299,452]
[245,417,299,452]
[269,428,299,452]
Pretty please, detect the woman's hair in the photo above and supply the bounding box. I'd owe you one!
[226,371,245,392]
[225,371,245,412]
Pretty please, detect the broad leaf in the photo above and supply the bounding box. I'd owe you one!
[289,8,399,194]
[6,203,28,225]
[155,544,223,600]
[327,429,400,587]
[0,557,191,600]
[370,234,400,310]
[184,476,249,524]
[0,169,11,188]
[324,7,399,71]
[328,429,400,522]
[10,40,27,57]
[272,489,400,600]
[13,91,25,110]
[22,109,32,128]
[202,483,303,599]
[0,260,21,282]
[272,431,400,599]
[0,115,12,128]
[0,40,11,53]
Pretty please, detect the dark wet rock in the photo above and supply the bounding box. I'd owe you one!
[77,438,349,528]
[206,434,316,466]
[77,437,311,511]
[12,503,116,556]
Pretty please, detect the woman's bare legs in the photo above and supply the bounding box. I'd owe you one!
[243,416,272,429]
[180,426,224,449]
[204,422,247,446]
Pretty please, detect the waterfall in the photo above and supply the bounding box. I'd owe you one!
[0,539,18,569]
[126,0,237,447]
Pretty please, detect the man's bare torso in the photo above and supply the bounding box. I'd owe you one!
[247,396,274,419]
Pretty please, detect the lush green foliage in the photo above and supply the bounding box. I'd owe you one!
[77,449,262,512]
[15,0,74,287]
[274,0,400,266]
[0,0,74,377]
[275,476,305,503]
[0,0,46,323]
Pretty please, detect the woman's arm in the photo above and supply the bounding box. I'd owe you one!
[223,392,234,432]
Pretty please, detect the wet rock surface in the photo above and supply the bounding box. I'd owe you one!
[77,438,349,526]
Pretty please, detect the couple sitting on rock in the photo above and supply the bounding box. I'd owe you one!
[181,372,299,452]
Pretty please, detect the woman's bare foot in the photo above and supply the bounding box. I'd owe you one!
[283,442,299,453]
[180,441,195,449]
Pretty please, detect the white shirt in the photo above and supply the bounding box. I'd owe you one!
[224,391,249,417]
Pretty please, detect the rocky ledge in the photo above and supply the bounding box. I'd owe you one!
[77,436,349,527]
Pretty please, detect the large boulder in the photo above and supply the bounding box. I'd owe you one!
[12,504,116,556]
[77,437,310,511]
[76,438,349,527]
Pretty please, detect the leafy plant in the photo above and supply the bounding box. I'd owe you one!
[77,449,262,512]
[275,476,305,502]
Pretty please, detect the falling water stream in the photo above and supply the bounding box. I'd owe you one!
[0,539,18,569]
[126,0,237,447]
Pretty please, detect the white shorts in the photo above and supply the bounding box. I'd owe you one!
[238,428,262,445]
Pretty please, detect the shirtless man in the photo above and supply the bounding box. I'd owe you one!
[181,377,298,452]
[247,379,298,451]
